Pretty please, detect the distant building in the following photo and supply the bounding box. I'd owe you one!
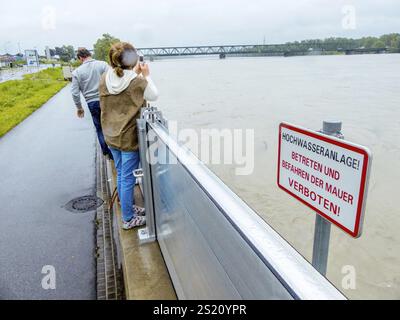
[45,46,51,60]
[0,54,16,67]
[14,53,24,61]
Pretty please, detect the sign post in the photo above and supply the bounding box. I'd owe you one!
[312,215,331,275]
[311,121,344,275]
[277,121,372,275]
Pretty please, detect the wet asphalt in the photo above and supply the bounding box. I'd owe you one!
[0,85,98,299]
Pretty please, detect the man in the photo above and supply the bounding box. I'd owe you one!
[71,48,112,159]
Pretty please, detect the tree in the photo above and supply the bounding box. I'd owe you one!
[63,45,75,61]
[360,37,376,48]
[380,33,400,49]
[55,45,75,62]
[373,40,385,48]
[55,47,63,56]
[93,34,120,62]
[390,36,400,50]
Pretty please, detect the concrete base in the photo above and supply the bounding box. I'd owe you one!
[106,161,176,300]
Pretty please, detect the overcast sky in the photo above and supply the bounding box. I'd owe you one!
[1,0,399,54]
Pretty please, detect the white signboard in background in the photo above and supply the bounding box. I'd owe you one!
[25,50,39,67]
[277,122,371,238]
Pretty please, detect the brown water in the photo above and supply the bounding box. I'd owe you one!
[151,54,400,299]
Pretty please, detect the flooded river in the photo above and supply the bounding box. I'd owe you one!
[0,65,53,83]
[151,54,400,299]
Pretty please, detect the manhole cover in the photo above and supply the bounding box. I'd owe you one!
[64,196,104,213]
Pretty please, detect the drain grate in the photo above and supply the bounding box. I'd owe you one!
[64,195,104,213]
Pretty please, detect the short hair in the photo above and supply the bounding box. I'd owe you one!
[77,48,92,59]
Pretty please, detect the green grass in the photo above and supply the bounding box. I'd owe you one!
[0,67,67,138]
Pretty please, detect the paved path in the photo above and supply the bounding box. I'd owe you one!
[0,85,97,299]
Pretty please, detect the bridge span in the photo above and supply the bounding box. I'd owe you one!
[137,44,388,58]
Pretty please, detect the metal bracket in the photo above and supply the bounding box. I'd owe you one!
[134,106,167,246]
[137,227,156,244]
[137,118,157,244]
[141,105,167,127]
[133,169,144,178]
[318,120,344,139]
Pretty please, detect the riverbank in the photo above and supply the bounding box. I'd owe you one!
[0,67,67,137]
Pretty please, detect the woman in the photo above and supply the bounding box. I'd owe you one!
[100,42,158,230]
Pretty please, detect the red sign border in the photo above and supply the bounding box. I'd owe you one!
[277,122,371,238]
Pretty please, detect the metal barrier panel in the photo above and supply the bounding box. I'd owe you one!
[146,121,346,300]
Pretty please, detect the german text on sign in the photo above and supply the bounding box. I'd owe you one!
[277,123,371,238]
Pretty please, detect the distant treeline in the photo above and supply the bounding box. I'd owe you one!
[259,33,400,53]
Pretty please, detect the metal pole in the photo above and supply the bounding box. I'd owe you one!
[312,216,331,275]
[136,119,156,243]
[312,121,344,275]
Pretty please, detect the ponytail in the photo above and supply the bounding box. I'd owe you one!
[114,66,124,77]
[109,42,137,78]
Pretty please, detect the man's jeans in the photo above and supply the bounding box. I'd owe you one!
[110,148,140,223]
[87,101,112,157]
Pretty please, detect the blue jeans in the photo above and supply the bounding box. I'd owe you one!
[110,148,140,222]
[87,101,112,157]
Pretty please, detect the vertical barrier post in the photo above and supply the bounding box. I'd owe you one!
[312,121,344,275]
[137,118,156,243]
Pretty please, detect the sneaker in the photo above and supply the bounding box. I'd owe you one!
[133,205,146,216]
[122,216,146,230]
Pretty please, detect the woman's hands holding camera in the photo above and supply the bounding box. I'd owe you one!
[134,61,150,77]
[139,63,150,77]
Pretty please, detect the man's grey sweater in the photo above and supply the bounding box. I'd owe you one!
[71,59,109,108]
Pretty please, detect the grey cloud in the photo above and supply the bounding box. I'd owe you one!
[0,0,399,54]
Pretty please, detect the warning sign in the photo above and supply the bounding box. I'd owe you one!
[277,122,371,238]
[25,50,39,67]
